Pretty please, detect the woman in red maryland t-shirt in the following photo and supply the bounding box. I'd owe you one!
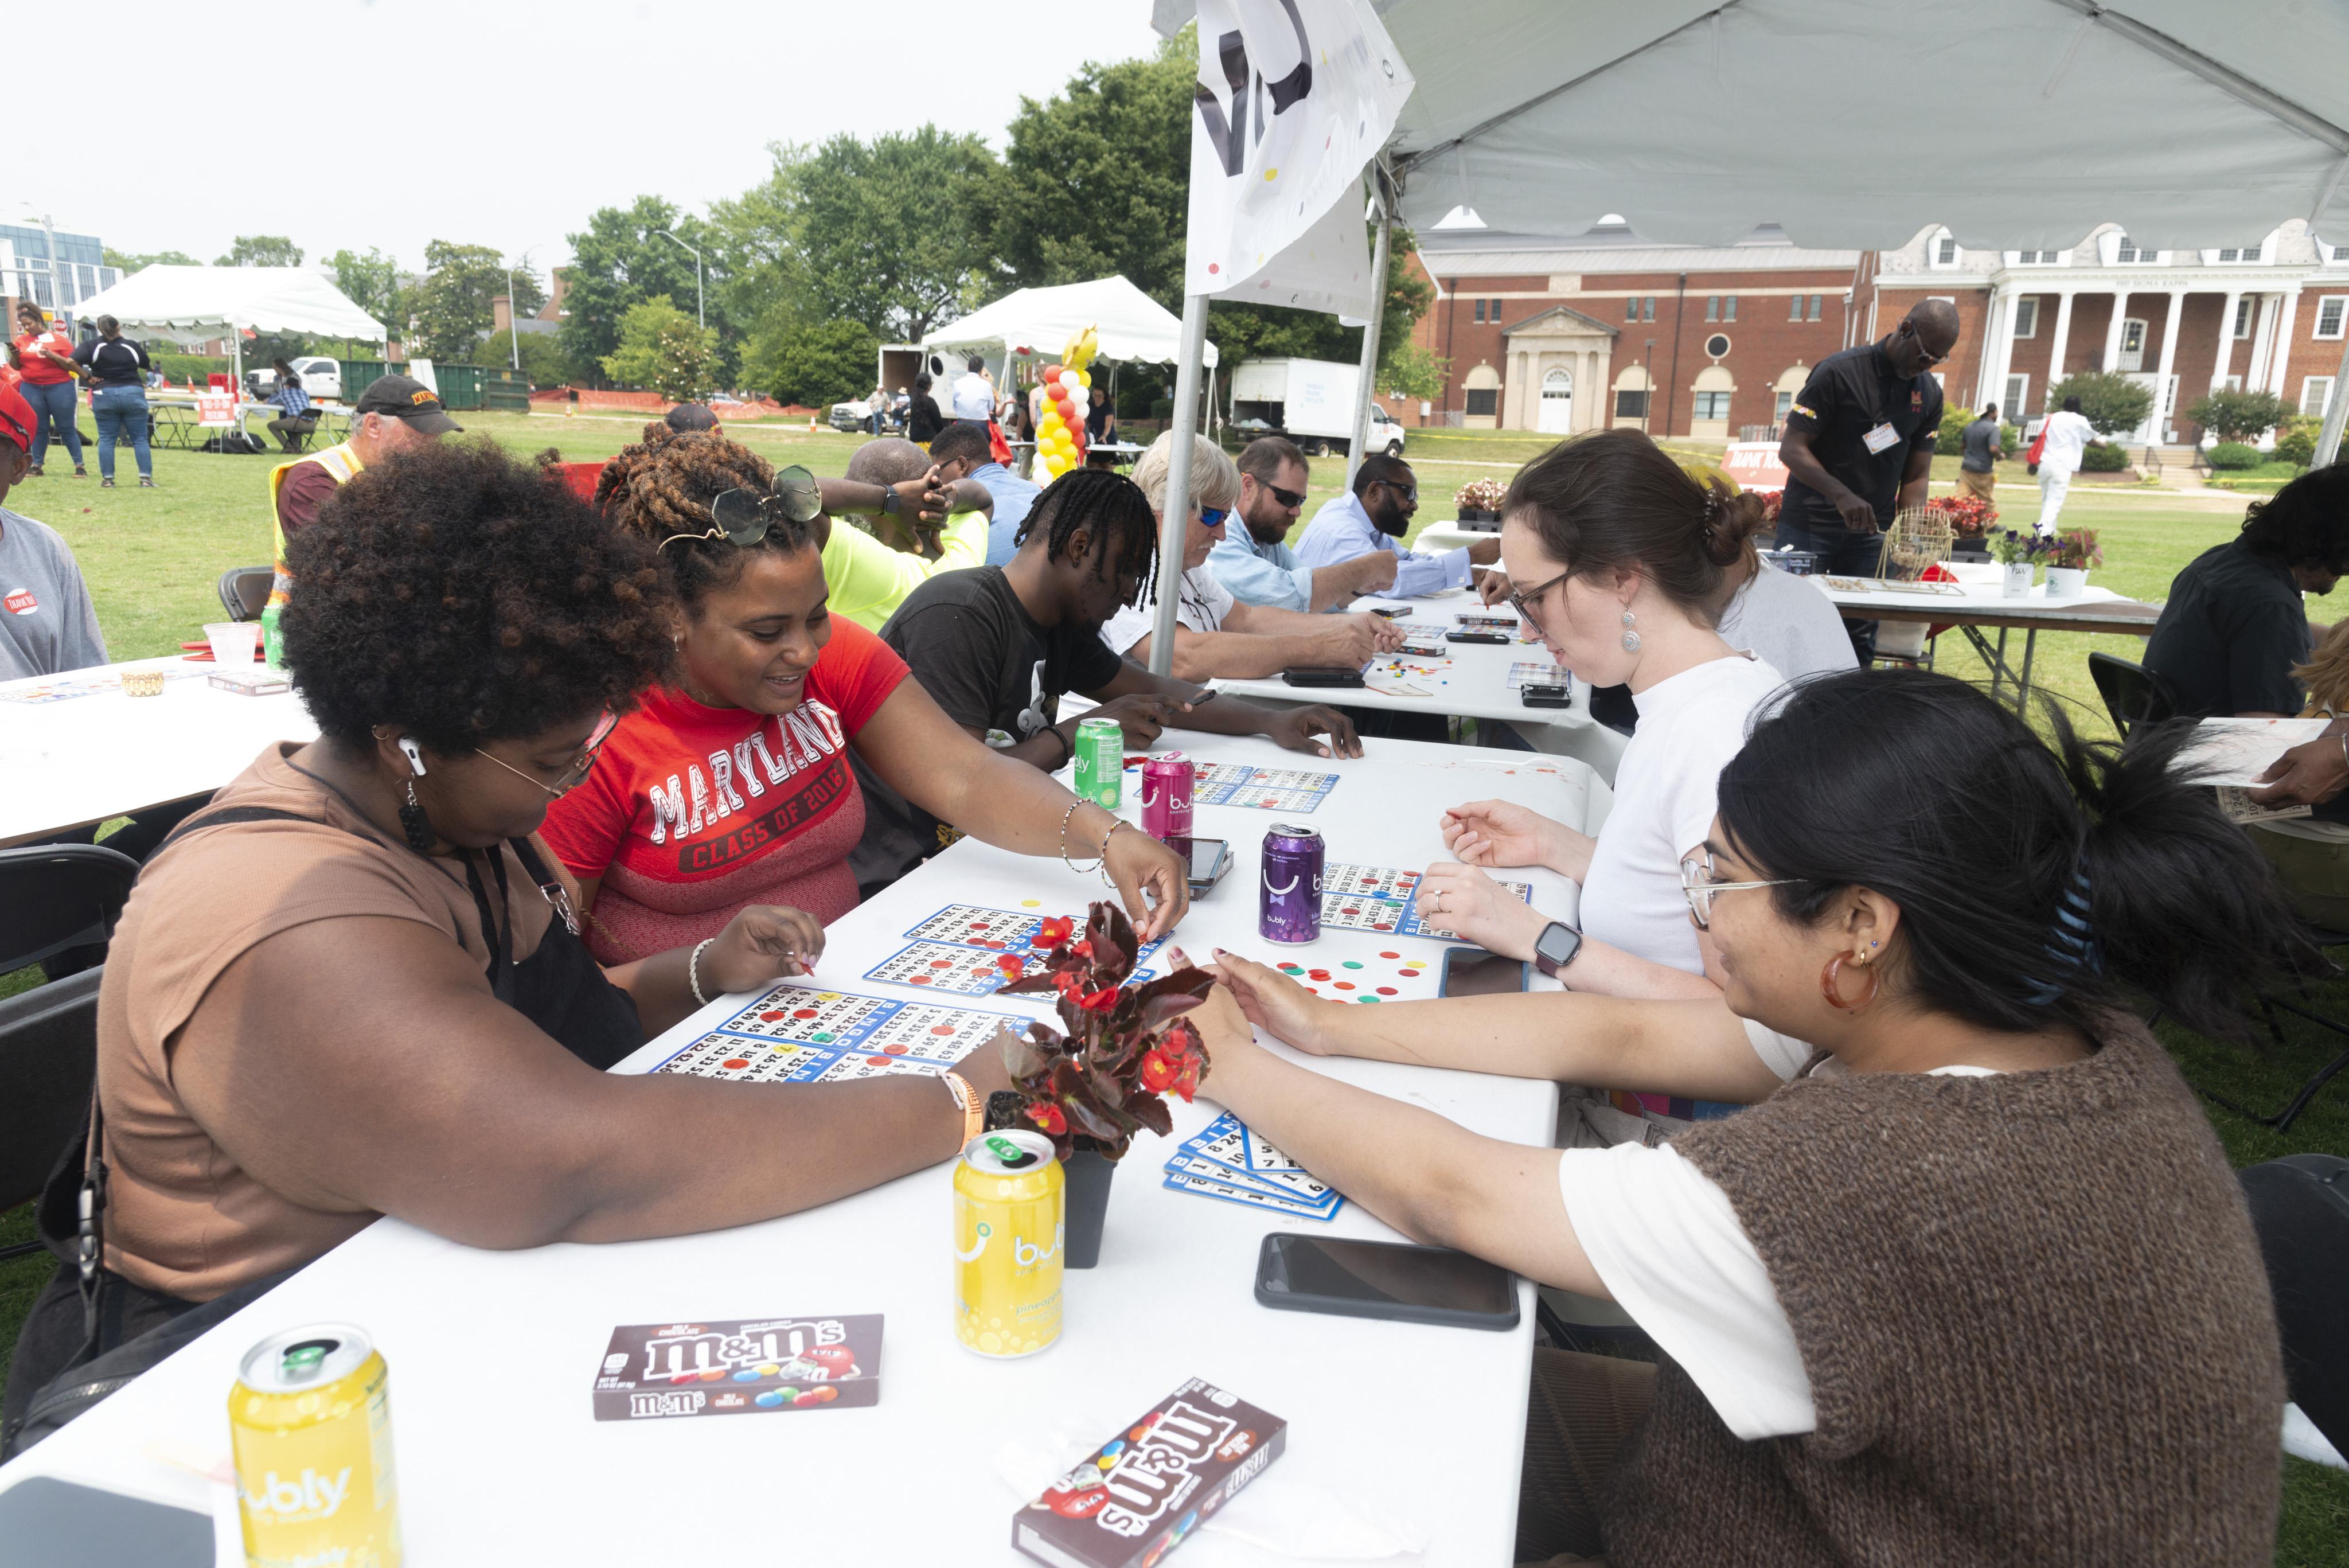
[540,426,1190,963]
[12,301,85,477]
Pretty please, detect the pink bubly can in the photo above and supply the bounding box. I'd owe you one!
[1139,752,1195,841]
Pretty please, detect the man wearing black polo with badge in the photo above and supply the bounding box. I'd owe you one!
[1776,299,1960,660]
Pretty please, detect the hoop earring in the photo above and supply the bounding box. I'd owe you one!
[1819,953,1879,1012]
[1620,608,1641,653]
[400,778,435,854]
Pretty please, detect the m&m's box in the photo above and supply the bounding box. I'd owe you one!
[591,1314,881,1421]
[1013,1378,1285,1568]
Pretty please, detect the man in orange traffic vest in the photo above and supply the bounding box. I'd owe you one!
[269,373,461,605]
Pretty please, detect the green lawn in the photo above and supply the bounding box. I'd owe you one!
[2,415,2342,1553]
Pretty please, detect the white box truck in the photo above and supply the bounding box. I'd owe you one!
[1230,357,1405,458]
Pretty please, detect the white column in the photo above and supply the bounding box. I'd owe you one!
[2268,287,2303,399]
[2044,290,2077,395]
[1985,281,2019,415]
[2099,290,2129,372]
[2151,288,2185,442]
[2246,294,2278,391]
[2211,288,2243,389]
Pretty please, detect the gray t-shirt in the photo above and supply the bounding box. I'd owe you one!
[0,505,109,681]
[1717,560,1858,682]
[1960,416,2002,473]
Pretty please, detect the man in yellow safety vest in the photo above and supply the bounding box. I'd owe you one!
[269,373,461,605]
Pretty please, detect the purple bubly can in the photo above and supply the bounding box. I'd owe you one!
[1258,824,1325,945]
[1140,752,1195,841]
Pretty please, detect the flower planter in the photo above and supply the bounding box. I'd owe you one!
[2001,561,2036,598]
[1062,1143,1117,1270]
[2043,566,2088,597]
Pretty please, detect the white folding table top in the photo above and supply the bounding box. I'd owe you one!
[0,731,1585,1565]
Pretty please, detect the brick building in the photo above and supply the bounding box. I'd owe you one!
[1407,217,2349,445]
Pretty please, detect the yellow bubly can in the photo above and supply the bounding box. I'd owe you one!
[953,1130,1064,1357]
[229,1324,402,1568]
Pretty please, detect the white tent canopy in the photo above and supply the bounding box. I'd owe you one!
[1154,0,2349,252]
[68,265,388,345]
[924,276,1219,368]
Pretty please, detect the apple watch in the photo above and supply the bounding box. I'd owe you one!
[1531,920,1582,981]
[880,485,902,517]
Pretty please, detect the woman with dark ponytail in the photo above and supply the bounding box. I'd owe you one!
[1192,667,2299,1565]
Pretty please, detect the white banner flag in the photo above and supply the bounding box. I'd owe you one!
[1183,0,1414,315]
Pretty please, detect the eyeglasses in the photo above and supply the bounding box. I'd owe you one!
[1899,321,1950,369]
[1374,481,1418,502]
[1264,482,1307,509]
[662,465,823,550]
[1200,506,1230,529]
[474,711,619,798]
[1679,850,1800,930]
[1505,568,1574,637]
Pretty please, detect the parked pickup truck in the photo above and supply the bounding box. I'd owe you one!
[242,355,343,403]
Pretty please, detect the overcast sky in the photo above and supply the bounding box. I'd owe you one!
[24,0,1166,274]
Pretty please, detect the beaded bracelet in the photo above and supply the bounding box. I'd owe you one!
[1059,800,1103,874]
[1097,820,1130,887]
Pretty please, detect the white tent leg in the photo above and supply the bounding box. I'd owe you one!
[1345,180,1394,492]
[1150,292,1212,677]
[2316,327,2349,467]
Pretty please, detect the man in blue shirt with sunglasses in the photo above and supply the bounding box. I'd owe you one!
[1296,452,1498,599]
[1208,436,1402,611]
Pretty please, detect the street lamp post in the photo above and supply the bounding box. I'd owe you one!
[653,229,704,330]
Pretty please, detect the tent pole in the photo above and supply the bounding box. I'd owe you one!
[2316,329,2349,468]
[1150,292,1211,678]
[1346,173,1394,493]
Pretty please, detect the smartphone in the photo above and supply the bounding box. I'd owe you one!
[1395,638,1450,658]
[1168,835,1231,894]
[1439,945,1531,997]
[1445,630,1511,645]
[1255,1233,1520,1331]
[1367,606,1411,621]
[1521,682,1572,708]
[1281,666,1367,688]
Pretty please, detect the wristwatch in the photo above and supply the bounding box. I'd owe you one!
[880,485,902,517]
[1531,921,1582,981]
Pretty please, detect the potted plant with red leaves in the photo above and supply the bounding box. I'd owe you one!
[984,901,1214,1267]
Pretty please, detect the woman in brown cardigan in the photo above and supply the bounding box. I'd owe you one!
[1194,668,2300,1566]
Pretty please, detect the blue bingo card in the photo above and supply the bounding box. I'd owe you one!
[1161,1114,1343,1218]
[1318,863,1534,941]
[1126,758,1340,814]
[648,982,1022,1083]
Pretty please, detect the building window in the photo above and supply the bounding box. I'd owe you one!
[1774,390,1794,419]
[1641,296,1655,322]
[2218,244,2264,263]
[2120,318,2147,359]
[1488,299,1501,322]
[2013,297,2039,338]
[1723,295,1738,322]
[2235,297,2254,338]
[2004,373,2030,419]
[1933,235,1957,266]
[1807,294,1823,321]
[1615,388,1650,419]
[2316,297,2348,340]
[2303,377,2336,419]
[1473,299,1485,323]
[1465,388,1498,416]
[1692,390,1731,422]
[1626,297,1639,322]
[1789,295,1804,321]
[2114,236,2157,263]
[2015,250,2061,265]
[1704,296,1719,321]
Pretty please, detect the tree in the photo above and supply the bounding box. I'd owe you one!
[744,312,879,409]
[2183,387,2295,444]
[216,235,303,268]
[103,247,197,273]
[407,241,545,364]
[326,247,401,333]
[2045,371,2153,438]
[562,197,725,387]
[481,327,577,389]
[1379,341,1450,403]
[601,295,719,402]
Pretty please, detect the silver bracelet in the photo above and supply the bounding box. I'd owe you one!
[688,937,715,1007]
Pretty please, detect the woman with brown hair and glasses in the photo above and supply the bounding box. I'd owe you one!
[539,423,1187,964]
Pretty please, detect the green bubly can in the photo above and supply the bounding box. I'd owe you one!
[1072,717,1123,808]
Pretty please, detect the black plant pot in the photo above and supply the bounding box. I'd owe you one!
[1062,1144,1117,1270]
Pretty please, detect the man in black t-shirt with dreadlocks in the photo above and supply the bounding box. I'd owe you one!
[848,467,1360,895]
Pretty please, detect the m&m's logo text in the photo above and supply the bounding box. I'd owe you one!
[1095,1401,1239,1539]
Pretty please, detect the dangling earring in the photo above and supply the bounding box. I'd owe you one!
[400,778,434,853]
[1620,608,1641,653]
[1819,953,1880,1012]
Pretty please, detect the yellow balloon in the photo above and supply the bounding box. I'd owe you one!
[1074,370,1090,389]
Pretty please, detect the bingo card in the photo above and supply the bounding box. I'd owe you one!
[649,982,1020,1083]
[1320,862,1534,941]
[1184,759,1341,813]
[865,903,1167,996]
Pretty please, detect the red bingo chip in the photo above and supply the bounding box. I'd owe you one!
[1375,987,1398,996]
[760,1009,788,1021]
[929,1024,957,1036]
[791,1008,820,1020]
[929,957,954,968]
[723,1058,750,1070]
[884,1044,908,1055]
[1379,951,1400,959]
[909,975,931,985]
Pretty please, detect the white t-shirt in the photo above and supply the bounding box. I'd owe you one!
[2036,409,2097,474]
[1580,653,1787,976]
[950,372,995,420]
[1716,565,1858,684]
[1558,1062,2001,1440]
[1099,566,1235,656]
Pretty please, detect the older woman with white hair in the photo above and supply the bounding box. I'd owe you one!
[1101,430,1404,680]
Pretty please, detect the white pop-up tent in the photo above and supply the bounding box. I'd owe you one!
[924,276,1219,369]
[66,264,389,389]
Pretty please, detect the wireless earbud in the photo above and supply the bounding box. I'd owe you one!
[397,738,427,777]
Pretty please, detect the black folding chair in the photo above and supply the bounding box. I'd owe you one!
[216,566,272,623]
[0,844,141,977]
[0,968,100,1262]
[2088,651,2176,739]
[2200,925,2349,1134]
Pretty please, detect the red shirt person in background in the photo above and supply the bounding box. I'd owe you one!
[11,302,84,477]
[540,425,1190,963]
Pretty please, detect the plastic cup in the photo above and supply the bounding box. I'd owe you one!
[204,622,262,666]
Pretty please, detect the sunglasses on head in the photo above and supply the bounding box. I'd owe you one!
[662,465,822,549]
